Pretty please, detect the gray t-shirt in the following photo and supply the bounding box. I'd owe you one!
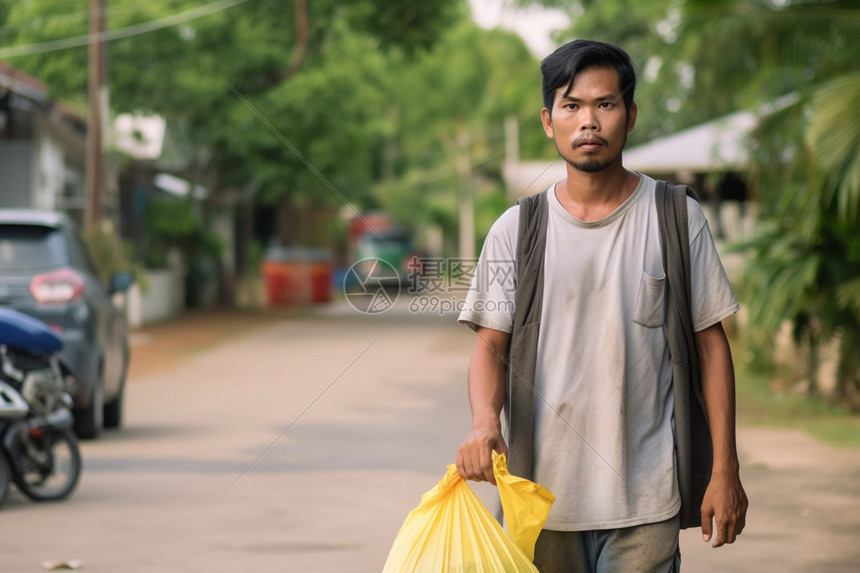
[458,174,739,530]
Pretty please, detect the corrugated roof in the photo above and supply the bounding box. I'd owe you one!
[0,61,46,102]
[623,111,757,173]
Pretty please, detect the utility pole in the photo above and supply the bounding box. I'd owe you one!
[85,0,105,229]
[504,116,519,169]
[455,132,474,261]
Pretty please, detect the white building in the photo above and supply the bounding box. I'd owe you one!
[0,62,88,217]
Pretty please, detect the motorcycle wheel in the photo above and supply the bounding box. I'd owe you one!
[74,371,104,439]
[13,427,82,502]
[0,454,10,507]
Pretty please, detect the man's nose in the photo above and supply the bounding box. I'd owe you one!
[580,112,600,131]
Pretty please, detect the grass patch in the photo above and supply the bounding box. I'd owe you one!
[735,361,860,448]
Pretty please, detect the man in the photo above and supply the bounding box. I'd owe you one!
[455,39,748,571]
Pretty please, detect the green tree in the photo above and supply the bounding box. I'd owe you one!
[0,0,464,301]
[372,20,543,254]
[0,0,461,216]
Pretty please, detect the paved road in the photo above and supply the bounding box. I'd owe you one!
[1,299,858,572]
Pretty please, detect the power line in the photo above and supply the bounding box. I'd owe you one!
[0,4,141,37]
[0,0,252,59]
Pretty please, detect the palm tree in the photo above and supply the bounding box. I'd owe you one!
[679,0,860,409]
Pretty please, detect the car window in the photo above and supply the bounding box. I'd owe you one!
[362,231,412,246]
[0,225,69,271]
[65,224,100,278]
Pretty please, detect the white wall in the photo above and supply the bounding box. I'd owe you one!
[0,141,32,206]
[33,126,65,210]
[125,253,185,328]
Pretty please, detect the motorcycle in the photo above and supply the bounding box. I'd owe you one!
[0,308,82,506]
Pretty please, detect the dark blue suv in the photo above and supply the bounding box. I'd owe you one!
[0,210,133,438]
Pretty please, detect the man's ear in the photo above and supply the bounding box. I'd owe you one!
[627,102,638,133]
[541,107,554,138]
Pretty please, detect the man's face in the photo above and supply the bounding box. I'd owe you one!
[541,66,637,173]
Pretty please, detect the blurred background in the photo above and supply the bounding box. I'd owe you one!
[0,0,858,455]
[0,2,859,571]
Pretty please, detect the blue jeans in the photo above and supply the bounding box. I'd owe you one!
[532,514,682,573]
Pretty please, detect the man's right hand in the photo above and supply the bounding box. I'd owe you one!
[456,326,510,485]
[456,421,507,485]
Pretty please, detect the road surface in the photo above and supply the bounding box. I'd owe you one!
[1,300,858,572]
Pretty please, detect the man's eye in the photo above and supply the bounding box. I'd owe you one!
[599,102,615,109]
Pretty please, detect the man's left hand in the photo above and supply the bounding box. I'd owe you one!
[700,471,748,547]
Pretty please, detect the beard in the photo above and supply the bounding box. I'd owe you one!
[565,156,614,173]
[557,131,627,173]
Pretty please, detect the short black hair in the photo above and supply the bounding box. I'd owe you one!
[541,39,637,113]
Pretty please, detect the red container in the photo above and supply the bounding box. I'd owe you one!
[261,249,333,306]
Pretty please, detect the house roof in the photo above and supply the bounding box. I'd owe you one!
[0,61,87,162]
[0,61,47,103]
[623,110,757,173]
[0,208,68,227]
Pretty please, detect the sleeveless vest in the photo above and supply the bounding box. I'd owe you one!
[506,181,711,529]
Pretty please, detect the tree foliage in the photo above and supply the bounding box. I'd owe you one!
[681,0,860,408]
[1,0,461,186]
[372,21,544,250]
[1,0,547,260]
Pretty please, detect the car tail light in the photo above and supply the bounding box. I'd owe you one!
[30,268,85,303]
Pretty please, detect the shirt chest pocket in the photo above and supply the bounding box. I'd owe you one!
[633,271,666,328]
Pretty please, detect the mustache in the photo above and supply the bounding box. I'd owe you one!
[572,130,608,147]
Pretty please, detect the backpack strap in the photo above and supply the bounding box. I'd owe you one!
[514,191,548,328]
[504,190,548,481]
[655,180,698,336]
[655,180,713,529]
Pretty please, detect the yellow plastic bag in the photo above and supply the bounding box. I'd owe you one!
[382,452,555,572]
